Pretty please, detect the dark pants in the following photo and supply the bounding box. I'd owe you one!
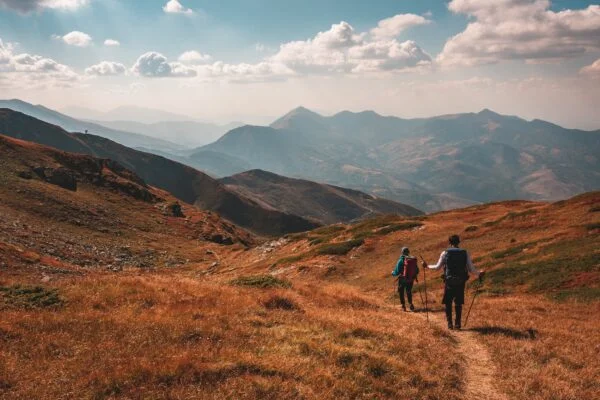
[398,280,414,306]
[443,282,465,327]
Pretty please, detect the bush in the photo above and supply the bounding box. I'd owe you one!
[0,285,63,309]
[263,295,299,311]
[584,223,600,231]
[316,239,364,255]
[465,225,478,232]
[230,275,291,289]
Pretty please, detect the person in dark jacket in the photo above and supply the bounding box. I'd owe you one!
[392,247,419,312]
[421,235,484,330]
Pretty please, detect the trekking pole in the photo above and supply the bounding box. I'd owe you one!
[464,273,484,328]
[463,290,479,328]
[418,256,429,323]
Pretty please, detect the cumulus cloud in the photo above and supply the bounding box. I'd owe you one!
[132,52,197,78]
[370,14,431,39]
[269,19,431,75]
[438,0,600,66]
[580,58,600,77]
[104,39,120,47]
[178,50,212,64]
[0,0,88,13]
[0,38,79,88]
[55,31,92,47]
[163,0,193,15]
[85,61,126,76]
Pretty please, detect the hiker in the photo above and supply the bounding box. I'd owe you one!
[392,247,419,311]
[421,235,484,330]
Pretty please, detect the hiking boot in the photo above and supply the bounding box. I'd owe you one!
[447,322,454,330]
[401,304,407,312]
[409,304,415,312]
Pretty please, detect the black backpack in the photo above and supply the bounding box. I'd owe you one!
[445,248,469,286]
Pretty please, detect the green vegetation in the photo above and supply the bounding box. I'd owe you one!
[263,295,299,310]
[490,242,534,259]
[316,239,365,255]
[0,285,63,309]
[584,223,600,231]
[230,275,292,289]
[485,251,600,300]
[483,209,538,227]
[549,287,600,302]
[311,225,346,235]
[352,221,423,240]
[272,253,308,267]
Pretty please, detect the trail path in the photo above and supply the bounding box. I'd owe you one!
[408,306,507,400]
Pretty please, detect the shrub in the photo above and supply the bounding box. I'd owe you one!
[584,223,600,231]
[464,225,478,232]
[263,295,299,311]
[316,239,364,255]
[230,275,291,289]
[0,285,63,309]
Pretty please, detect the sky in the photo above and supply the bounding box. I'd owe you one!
[0,0,599,128]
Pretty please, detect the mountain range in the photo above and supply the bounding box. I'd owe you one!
[0,108,423,234]
[0,100,184,152]
[85,119,243,148]
[194,106,600,211]
[1,99,598,213]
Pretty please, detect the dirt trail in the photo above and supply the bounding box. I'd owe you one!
[406,306,507,400]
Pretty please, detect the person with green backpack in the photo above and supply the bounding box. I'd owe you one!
[392,247,419,312]
[421,235,484,330]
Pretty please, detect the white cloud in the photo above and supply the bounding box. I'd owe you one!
[0,38,79,88]
[580,58,600,77]
[104,39,120,47]
[163,0,193,15]
[349,40,432,72]
[439,0,600,66]
[198,61,293,83]
[370,14,431,40]
[0,0,88,13]
[56,31,92,47]
[132,52,197,78]
[85,61,126,76]
[269,20,431,75]
[178,50,212,64]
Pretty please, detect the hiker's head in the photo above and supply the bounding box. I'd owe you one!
[401,247,410,255]
[448,235,460,247]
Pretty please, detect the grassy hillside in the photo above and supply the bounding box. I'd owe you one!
[0,136,598,400]
[0,111,319,236]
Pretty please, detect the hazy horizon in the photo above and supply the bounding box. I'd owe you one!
[1,0,600,129]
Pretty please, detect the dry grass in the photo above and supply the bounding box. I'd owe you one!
[0,274,464,399]
[1,145,598,400]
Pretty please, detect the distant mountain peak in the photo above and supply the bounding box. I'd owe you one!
[478,108,502,118]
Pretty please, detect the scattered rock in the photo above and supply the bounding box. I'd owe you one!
[168,202,185,218]
[32,167,77,191]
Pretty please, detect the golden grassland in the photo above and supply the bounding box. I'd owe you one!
[1,150,599,400]
[0,273,465,399]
